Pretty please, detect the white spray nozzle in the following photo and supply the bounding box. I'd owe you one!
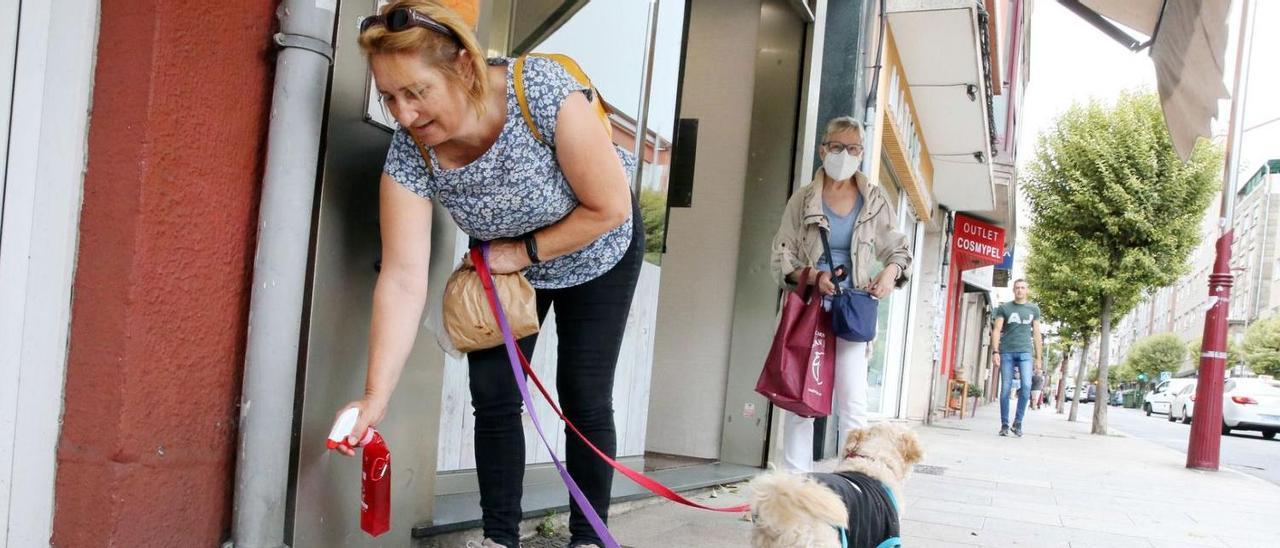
[327,408,374,450]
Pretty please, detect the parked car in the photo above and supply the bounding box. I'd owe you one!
[1144,378,1197,416]
[1222,378,1280,439]
[1065,384,1093,402]
[1170,384,1196,423]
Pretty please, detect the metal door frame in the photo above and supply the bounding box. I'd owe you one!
[0,1,98,544]
[720,0,820,467]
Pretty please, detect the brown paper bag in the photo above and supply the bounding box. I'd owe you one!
[443,263,539,353]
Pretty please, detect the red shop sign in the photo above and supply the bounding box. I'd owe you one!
[952,214,1005,266]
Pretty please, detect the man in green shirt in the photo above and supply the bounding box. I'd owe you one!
[991,279,1043,437]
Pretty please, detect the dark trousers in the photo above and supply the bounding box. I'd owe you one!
[466,213,643,547]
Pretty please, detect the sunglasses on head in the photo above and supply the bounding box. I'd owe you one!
[359,7,456,39]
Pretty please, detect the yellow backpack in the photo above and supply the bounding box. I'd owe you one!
[514,53,613,146]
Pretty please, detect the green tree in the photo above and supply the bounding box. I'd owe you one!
[1243,317,1280,377]
[1027,228,1109,422]
[1187,337,1244,374]
[1112,362,1137,384]
[638,189,667,264]
[1125,333,1186,383]
[1022,91,1220,435]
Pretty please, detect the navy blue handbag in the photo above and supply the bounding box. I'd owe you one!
[820,227,879,342]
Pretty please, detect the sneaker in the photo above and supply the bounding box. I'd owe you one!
[999,425,1009,436]
[1012,424,1023,437]
[466,540,511,548]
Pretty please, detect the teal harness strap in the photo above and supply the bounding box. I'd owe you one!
[837,527,848,548]
[881,482,900,512]
[875,482,902,548]
[874,538,901,548]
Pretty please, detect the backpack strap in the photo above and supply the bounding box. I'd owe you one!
[410,134,434,174]
[514,53,612,147]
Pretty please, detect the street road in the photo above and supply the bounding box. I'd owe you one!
[1065,401,1280,486]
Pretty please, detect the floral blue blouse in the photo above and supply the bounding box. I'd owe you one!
[382,57,636,289]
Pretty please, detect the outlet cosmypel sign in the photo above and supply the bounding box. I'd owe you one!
[952,214,1005,269]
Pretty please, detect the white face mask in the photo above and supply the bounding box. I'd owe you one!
[822,151,861,182]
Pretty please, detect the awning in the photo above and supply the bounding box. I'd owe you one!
[962,266,996,293]
[1061,0,1232,161]
[886,0,996,214]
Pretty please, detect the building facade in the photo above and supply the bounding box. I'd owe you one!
[1115,161,1280,374]
[1,0,1031,545]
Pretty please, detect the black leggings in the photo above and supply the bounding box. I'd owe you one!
[466,211,643,547]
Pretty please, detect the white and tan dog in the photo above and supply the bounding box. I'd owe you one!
[749,423,924,548]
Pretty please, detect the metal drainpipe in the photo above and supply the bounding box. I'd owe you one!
[228,2,336,547]
[861,0,888,171]
[926,207,954,425]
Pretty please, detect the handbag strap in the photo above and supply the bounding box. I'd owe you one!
[817,226,848,291]
[794,267,827,304]
[471,245,747,519]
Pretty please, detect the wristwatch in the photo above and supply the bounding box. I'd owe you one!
[523,233,542,265]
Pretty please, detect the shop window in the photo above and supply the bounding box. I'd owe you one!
[532,0,685,264]
[865,182,915,417]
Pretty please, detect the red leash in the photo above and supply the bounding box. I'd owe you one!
[472,248,750,513]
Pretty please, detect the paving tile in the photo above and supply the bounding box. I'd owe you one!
[523,403,1280,548]
[912,497,1063,527]
[984,517,1155,548]
[900,535,983,547]
[901,508,986,529]
[900,519,989,544]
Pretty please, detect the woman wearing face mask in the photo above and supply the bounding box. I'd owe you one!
[768,116,912,472]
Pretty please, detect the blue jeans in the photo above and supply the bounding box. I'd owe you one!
[1000,352,1034,426]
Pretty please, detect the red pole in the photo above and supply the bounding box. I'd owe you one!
[1187,0,1255,471]
[1187,233,1232,470]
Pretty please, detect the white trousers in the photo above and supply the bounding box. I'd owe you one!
[781,338,869,472]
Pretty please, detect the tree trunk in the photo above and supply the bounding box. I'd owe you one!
[1056,347,1071,414]
[1069,336,1091,422]
[1092,296,1114,435]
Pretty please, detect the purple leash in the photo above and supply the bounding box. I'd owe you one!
[477,243,620,548]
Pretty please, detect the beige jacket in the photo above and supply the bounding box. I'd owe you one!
[770,170,913,290]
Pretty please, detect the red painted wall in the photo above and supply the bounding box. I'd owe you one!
[53,1,276,545]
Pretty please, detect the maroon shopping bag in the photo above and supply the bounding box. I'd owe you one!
[755,268,836,418]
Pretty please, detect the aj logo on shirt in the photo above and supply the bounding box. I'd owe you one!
[1007,312,1036,324]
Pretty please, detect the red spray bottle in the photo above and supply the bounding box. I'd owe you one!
[328,408,391,537]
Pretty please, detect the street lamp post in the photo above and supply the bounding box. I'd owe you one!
[1187,0,1256,471]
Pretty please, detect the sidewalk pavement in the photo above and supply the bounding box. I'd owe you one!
[573,402,1280,547]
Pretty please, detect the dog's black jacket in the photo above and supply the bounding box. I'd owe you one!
[809,470,900,548]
